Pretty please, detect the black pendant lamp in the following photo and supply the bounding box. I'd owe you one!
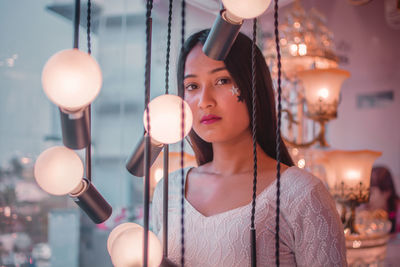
[35,0,112,225]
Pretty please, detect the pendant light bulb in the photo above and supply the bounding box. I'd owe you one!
[34,146,83,196]
[222,0,272,19]
[107,223,141,254]
[109,225,162,267]
[42,49,102,112]
[143,94,193,144]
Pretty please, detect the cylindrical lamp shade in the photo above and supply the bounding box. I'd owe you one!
[34,146,83,195]
[222,0,272,19]
[126,135,164,177]
[297,68,350,121]
[319,150,382,203]
[109,226,162,267]
[202,10,242,60]
[69,179,112,224]
[143,95,193,144]
[42,49,102,112]
[59,108,90,149]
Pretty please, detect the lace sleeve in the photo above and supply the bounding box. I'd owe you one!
[151,179,163,235]
[292,180,347,267]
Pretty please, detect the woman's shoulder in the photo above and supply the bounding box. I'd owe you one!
[277,166,333,207]
[281,166,325,193]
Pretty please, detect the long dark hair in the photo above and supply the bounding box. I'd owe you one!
[371,166,399,232]
[178,29,293,167]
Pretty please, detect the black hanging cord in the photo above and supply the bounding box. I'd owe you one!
[165,0,173,95]
[162,144,169,257]
[274,0,282,266]
[85,0,92,182]
[180,1,186,266]
[163,0,174,258]
[87,0,92,55]
[73,0,80,49]
[144,1,153,267]
[250,18,258,267]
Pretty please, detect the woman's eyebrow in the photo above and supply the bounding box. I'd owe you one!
[184,74,196,80]
[183,67,227,80]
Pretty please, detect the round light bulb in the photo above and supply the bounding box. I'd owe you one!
[222,0,272,19]
[345,170,361,181]
[107,223,141,254]
[143,94,193,144]
[318,88,329,99]
[42,49,102,111]
[110,226,162,267]
[34,146,83,195]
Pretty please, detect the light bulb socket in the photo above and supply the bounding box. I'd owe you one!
[202,9,243,60]
[69,178,112,224]
[126,135,163,177]
[59,107,90,149]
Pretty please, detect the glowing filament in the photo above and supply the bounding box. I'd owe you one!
[318,88,329,99]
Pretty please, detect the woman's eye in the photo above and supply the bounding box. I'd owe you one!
[216,78,230,86]
[185,84,198,91]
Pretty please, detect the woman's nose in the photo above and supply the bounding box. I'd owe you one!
[197,85,216,109]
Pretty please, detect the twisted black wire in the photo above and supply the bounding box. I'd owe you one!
[250,18,258,231]
[144,1,153,267]
[250,18,258,267]
[145,0,153,108]
[163,0,174,259]
[274,0,282,266]
[73,0,80,49]
[180,1,186,266]
[87,0,91,54]
[85,0,92,182]
[165,0,173,95]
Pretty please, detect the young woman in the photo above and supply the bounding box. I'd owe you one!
[152,29,347,266]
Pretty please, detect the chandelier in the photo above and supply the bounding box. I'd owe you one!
[263,0,350,157]
[264,0,339,78]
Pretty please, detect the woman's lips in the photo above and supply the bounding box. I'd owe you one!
[200,114,222,124]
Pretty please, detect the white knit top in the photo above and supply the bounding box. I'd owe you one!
[151,166,347,267]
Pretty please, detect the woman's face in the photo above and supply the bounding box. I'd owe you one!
[183,44,250,144]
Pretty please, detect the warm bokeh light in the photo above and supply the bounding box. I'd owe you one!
[143,94,193,144]
[345,170,361,181]
[297,158,306,169]
[110,226,162,267]
[318,88,329,99]
[107,223,141,254]
[290,44,298,56]
[222,0,272,19]
[318,150,382,195]
[280,38,288,45]
[34,146,83,195]
[42,49,102,111]
[4,206,11,217]
[298,68,350,118]
[298,43,307,56]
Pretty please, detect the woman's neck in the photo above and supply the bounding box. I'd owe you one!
[207,130,274,175]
